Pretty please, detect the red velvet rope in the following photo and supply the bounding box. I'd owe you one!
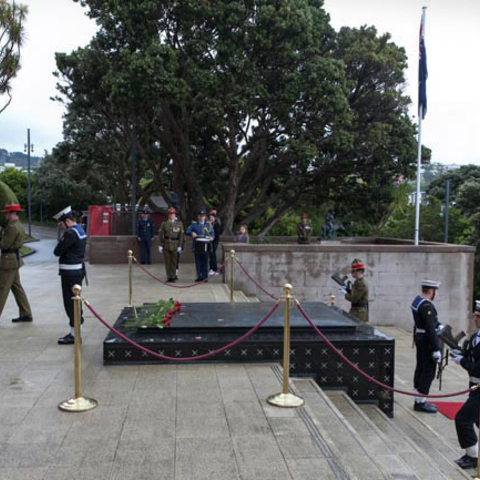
[234,258,279,300]
[133,256,227,289]
[84,298,280,362]
[295,300,477,399]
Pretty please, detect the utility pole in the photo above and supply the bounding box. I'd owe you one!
[444,179,450,243]
[24,128,33,237]
[131,125,137,235]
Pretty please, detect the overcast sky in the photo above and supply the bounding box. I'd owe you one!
[0,0,479,165]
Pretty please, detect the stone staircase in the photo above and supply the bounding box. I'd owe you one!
[220,284,260,302]
[291,377,472,480]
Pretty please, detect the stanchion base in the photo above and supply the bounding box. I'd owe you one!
[267,392,304,408]
[58,396,98,412]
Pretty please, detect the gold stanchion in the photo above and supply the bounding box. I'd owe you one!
[329,292,336,307]
[267,284,304,408]
[128,249,133,307]
[58,285,98,412]
[229,249,235,303]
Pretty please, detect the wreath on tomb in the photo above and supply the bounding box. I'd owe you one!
[128,299,182,328]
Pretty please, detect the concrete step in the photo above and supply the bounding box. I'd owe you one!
[361,402,472,480]
[326,390,460,480]
[293,378,393,480]
[220,284,252,302]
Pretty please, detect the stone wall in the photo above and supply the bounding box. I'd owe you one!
[222,241,476,333]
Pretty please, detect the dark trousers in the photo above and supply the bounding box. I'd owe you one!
[194,253,208,280]
[456,389,480,449]
[209,240,218,271]
[140,239,152,264]
[61,274,84,327]
[413,335,437,395]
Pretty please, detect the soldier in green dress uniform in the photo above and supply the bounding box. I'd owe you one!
[296,214,312,244]
[341,258,369,322]
[158,208,184,282]
[0,203,32,323]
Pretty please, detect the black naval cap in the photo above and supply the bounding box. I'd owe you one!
[198,209,207,216]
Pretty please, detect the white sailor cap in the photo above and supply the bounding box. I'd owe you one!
[475,301,480,313]
[53,206,73,221]
[421,279,441,289]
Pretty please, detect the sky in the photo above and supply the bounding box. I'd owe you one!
[0,0,479,165]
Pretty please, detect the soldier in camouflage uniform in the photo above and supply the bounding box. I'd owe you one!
[158,208,184,282]
[0,203,32,323]
[296,214,312,244]
[342,258,369,322]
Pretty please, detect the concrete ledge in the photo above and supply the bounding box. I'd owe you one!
[221,239,476,333]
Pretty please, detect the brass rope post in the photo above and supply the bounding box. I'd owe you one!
[329,292,336,307]
[229,249,235,303]
[267,284,304,408]
[58,285,98,412]
[128,250,133,307]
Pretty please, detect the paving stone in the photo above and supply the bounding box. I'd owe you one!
[176,401,229,439]
[286,458,340,480]
[0,467,48,480]
[175,437,240,480]
[232,435,292,480]
[0,443,60,468]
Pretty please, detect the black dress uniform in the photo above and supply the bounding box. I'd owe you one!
[137,212,155,264]
[411,281,442,413]
[53,207,87,345]
[453,302,480,469]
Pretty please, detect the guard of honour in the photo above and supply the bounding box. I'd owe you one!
[1,202,480,469]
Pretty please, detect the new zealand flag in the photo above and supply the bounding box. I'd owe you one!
[419,13,428,119]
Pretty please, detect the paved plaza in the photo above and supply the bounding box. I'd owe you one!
[0,230,474,479]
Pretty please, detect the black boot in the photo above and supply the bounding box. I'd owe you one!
[58,333,75,345]
[456,455,478,469]
[413,401,437,413]
[12,315,33,323]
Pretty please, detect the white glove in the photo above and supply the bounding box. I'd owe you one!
[435,323,444,333]
[451,349,462,356]
[451,354,463,365]
[431,351,442,363]
[158,246,163,253]
[339,286,347,295]
[177,247,182,253]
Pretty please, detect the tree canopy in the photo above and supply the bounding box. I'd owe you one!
[50,0,421,233]
[0,0,27,114]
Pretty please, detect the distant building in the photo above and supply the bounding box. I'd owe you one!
[408,191,428,205]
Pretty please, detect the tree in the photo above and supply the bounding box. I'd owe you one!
[0,166,27,207]
[33,150,108,218]
[0,0,27,114]
[56,1,421,234]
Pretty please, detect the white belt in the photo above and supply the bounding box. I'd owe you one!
[415,328,426,333]
[59,264,83,270]
[470,376,480,384]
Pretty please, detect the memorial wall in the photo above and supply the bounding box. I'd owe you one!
[222,239,476,334]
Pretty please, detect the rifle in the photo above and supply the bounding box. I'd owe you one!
[331,273,352,295]
[436,325,466,390]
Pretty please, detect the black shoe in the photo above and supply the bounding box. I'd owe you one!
[456,455,477,469]
[170,278,176,283]
[12,315,32,323]
[194,278,202,282]
[454,455,469,465]
[414,401,437,413]
[58,334,76,345]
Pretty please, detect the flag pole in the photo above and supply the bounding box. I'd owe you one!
[414,107,423,246]
[414,6,427,246]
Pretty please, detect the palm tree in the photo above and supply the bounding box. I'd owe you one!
[0,0,27,115]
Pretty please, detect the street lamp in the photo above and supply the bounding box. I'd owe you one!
[23,128,33,237]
